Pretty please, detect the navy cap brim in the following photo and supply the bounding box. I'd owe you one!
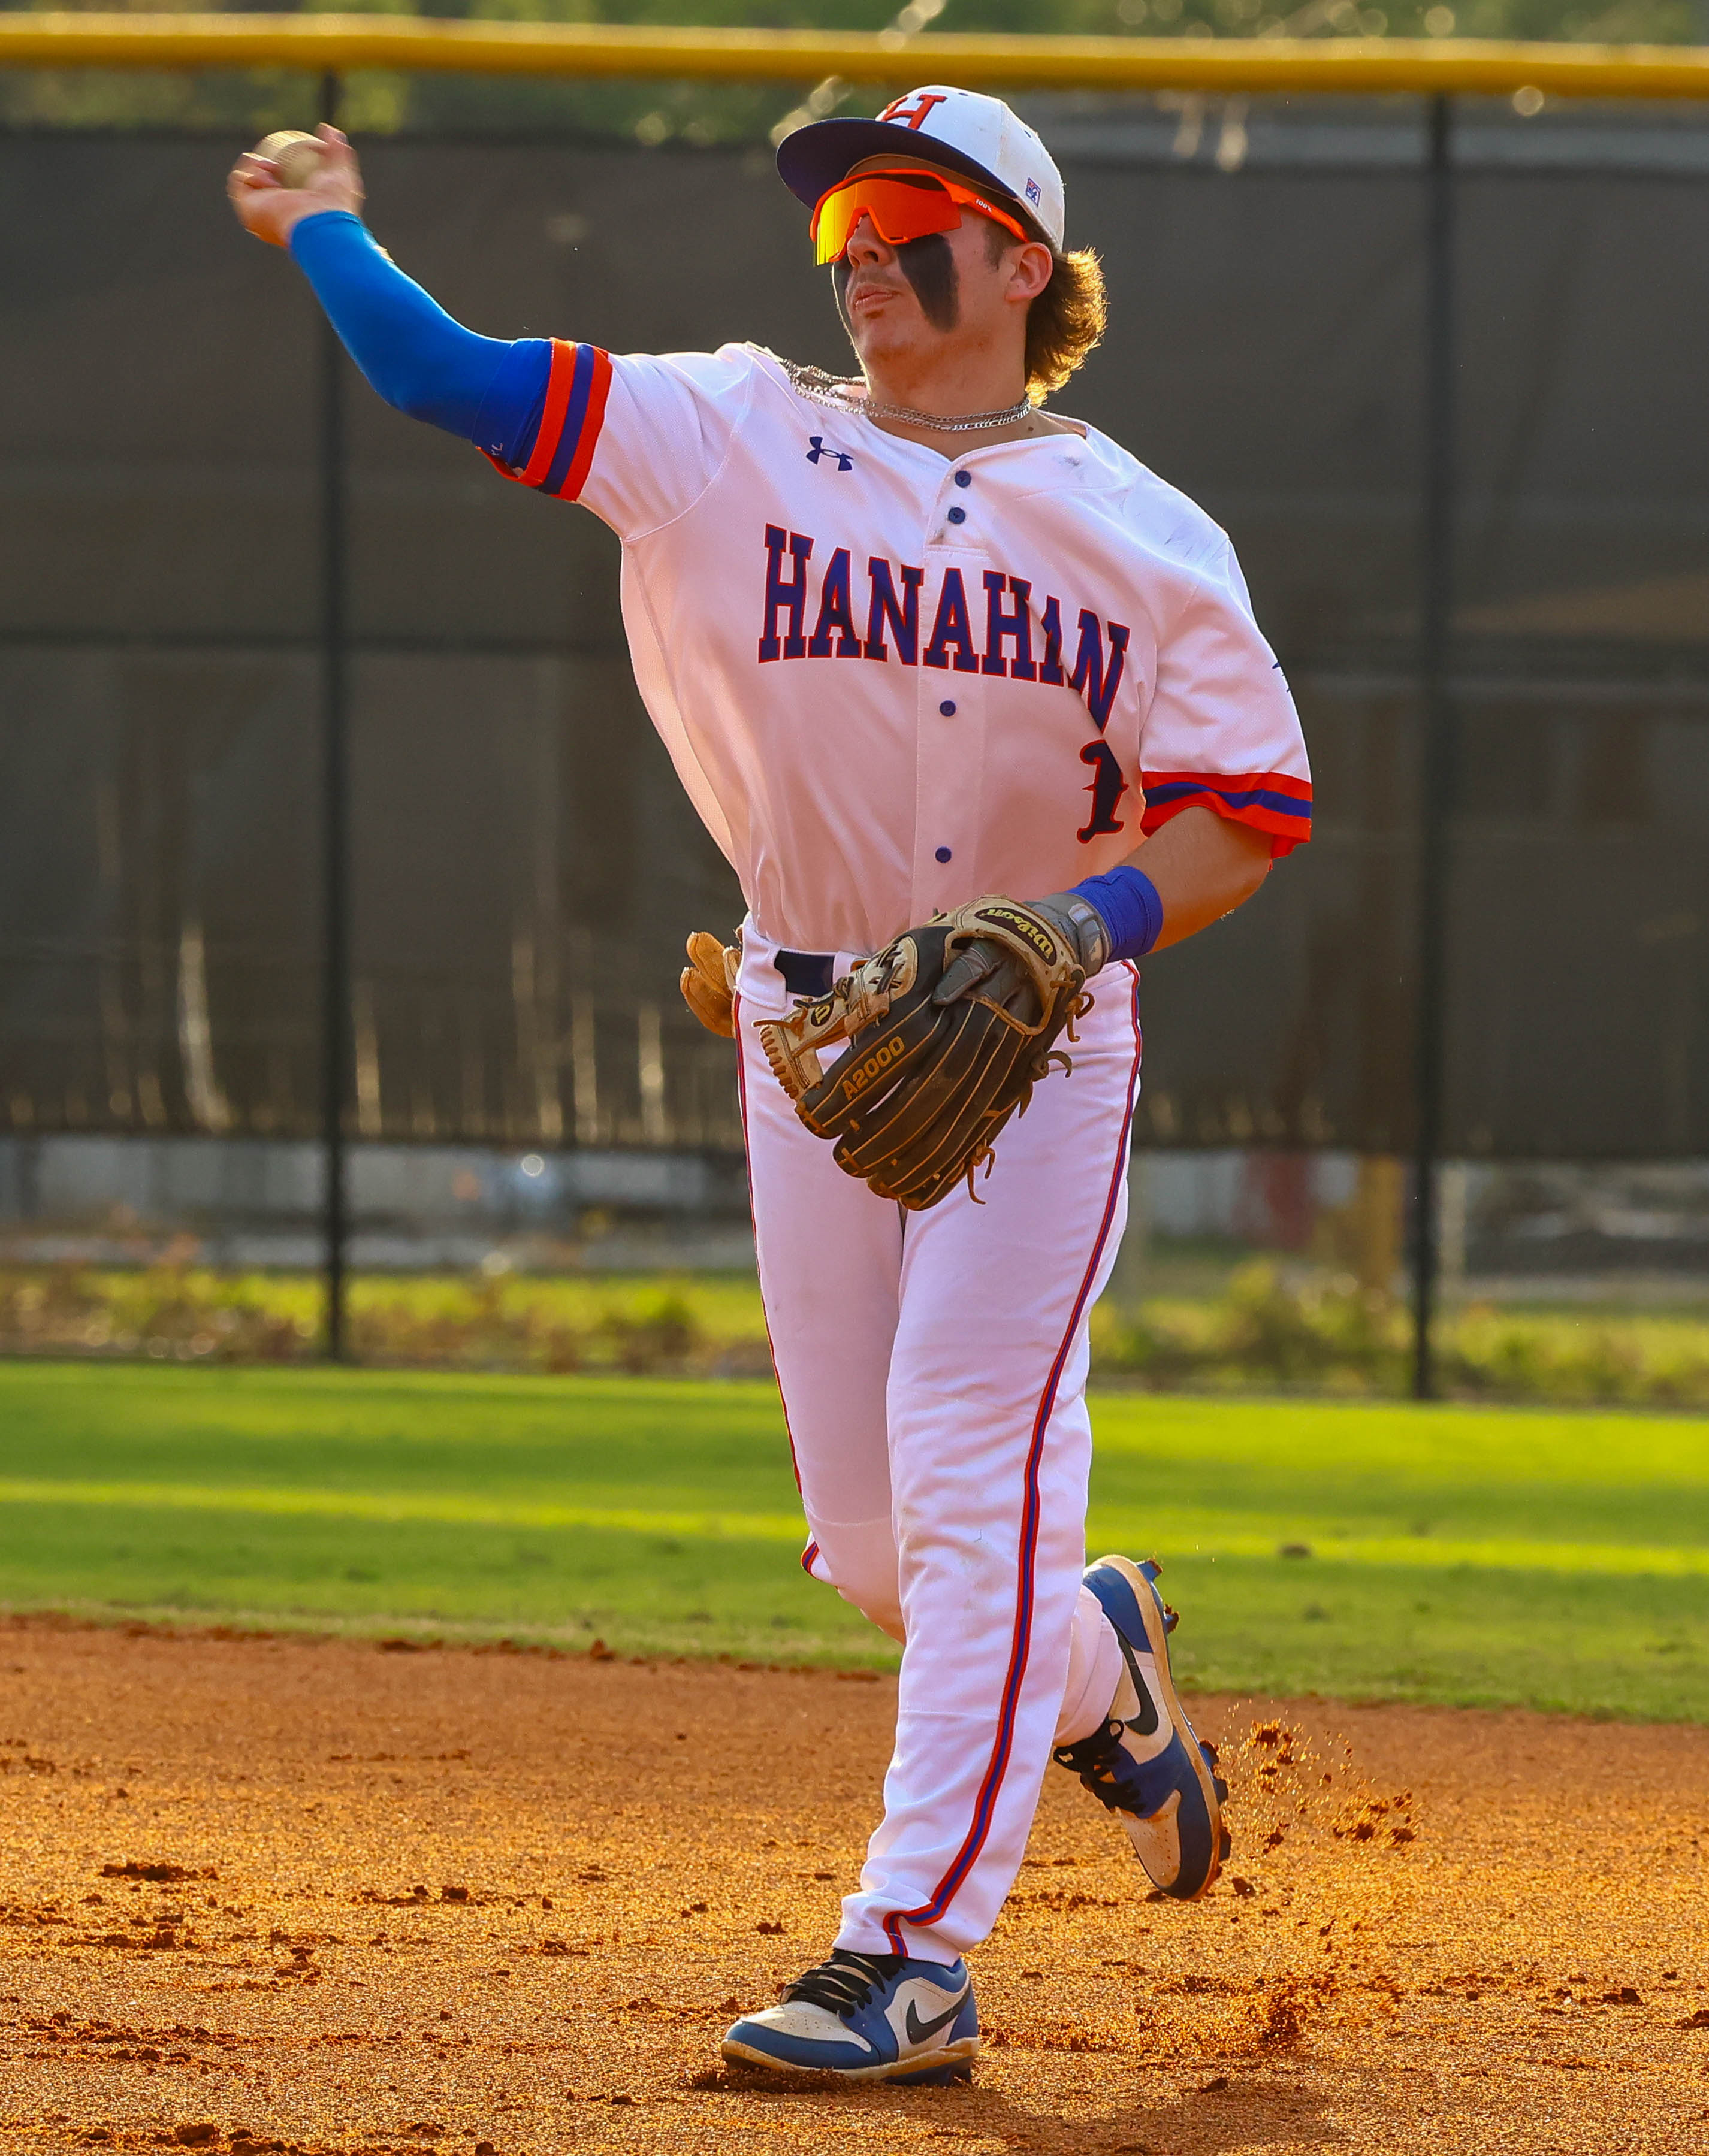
[775,116,1033,227]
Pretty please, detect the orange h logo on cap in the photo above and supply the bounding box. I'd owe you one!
[879,92,949,129]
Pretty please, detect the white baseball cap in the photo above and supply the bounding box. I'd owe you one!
[776,86,1066,253]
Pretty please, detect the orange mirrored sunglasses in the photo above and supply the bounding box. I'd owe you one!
[810,167,1029,266]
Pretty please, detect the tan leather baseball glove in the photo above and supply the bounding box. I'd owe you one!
[754,894,1097,1211]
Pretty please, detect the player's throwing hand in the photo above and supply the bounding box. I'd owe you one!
[227,124,364,250]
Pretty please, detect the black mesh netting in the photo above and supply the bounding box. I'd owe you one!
[2,129,1705,1157]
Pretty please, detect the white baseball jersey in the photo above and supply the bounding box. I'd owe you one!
[490,339,1311,955]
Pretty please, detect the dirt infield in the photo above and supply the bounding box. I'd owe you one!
[1,1622,1704,2155]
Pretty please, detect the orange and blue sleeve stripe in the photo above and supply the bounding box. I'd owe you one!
[1140,770,1312,856]
[482,339,612,502]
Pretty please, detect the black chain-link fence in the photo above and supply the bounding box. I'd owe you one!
[3,106,1707,1171]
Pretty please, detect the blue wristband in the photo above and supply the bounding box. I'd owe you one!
[1070,865,1164,964]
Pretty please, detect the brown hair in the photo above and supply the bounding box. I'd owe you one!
[1025,248,1107,398]
[983,219,1107,399]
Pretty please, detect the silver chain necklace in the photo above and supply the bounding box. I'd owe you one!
[783,359,1035,435]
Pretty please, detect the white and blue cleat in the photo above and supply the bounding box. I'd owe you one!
[1053,1554,1230,1901]
[721,1948,979,2084]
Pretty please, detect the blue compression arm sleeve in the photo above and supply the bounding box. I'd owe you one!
[1071,864,1164,964]
[288,211,552,468]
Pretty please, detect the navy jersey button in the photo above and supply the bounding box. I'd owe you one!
[946,504,967,524]
[935,846,953,863]
[938,700,956,716]
[953,470,972,487]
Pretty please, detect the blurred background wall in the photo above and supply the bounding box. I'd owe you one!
[2,83,1707,1371]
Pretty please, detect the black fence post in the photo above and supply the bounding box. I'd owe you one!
[318,69,351,1362]
[1411,92,1456,1401]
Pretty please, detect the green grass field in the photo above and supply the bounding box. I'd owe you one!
[1,1360,1705,1722]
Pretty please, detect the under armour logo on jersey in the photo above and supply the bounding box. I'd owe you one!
[880,91,949,129]
[806,436,854,471]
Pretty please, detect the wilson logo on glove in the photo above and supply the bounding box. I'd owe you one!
[983,906,1059,966]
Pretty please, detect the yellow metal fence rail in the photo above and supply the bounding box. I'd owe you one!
[2,14,1708,102]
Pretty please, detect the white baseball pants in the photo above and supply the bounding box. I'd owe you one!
[735,920,1137,1966]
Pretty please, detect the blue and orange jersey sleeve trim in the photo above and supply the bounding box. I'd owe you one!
[481,339,612,501]
[1140,770,1312,857]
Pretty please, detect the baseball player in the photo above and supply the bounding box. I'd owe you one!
[229,87,1310,2087]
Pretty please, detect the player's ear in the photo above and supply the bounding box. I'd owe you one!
[1007,240,1055,306]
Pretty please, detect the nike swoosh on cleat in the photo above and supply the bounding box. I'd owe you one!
[1118,1637,1160,1738]
[904,1994,968,2046]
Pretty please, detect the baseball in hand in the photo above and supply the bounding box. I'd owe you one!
[253,130,327,190]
